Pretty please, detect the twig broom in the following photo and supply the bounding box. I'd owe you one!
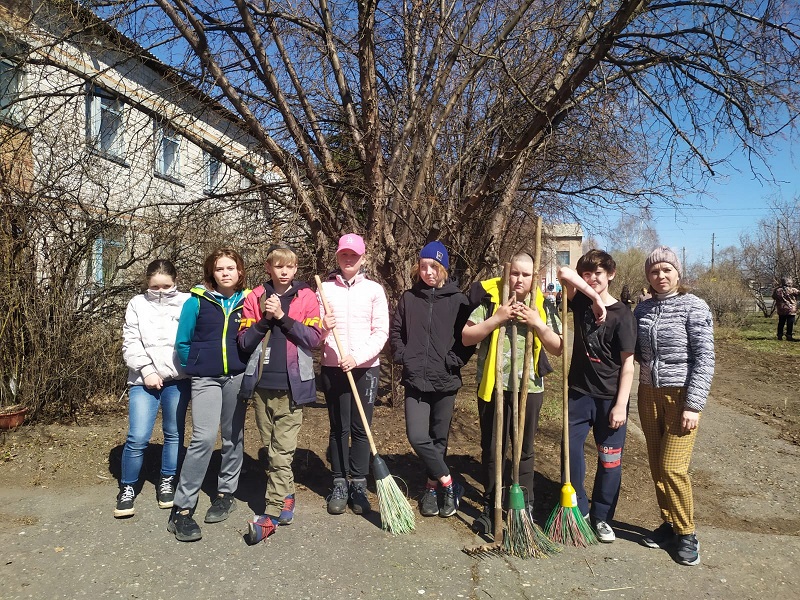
[464,263,511,557]
[315,275,415,535]
[544,285,598,547]
[504,217,560,558]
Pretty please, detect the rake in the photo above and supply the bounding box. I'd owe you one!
[464,263,510,558]
[504,218,560,558]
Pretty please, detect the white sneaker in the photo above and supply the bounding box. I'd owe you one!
[594,520,615,543]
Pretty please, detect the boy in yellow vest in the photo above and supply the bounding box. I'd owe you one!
[462,253,563,535]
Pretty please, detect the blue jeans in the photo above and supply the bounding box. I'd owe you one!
[568,391,628,523]
[120,380,190,485]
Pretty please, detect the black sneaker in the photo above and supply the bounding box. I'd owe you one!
[114,485,136,518]
[439,482,462,518]
[167,508,202,542]
[674,532,700,566]
[204,493,236,523]
[471,504,494,536]
[641,522,676,549]
[419,487,439,517]
[157,475,175,509]
[348,478,371,515]
[327,478,348,515]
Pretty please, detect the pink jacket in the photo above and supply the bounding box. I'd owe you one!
[318,272,389,368]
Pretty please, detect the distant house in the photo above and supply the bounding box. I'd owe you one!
[0,0,280,288]
[541,223,583,290]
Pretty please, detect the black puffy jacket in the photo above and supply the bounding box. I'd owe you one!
[390,280,472,393]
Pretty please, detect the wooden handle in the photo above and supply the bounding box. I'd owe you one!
[515,216,542,471]
[315,275,379,457]
[560,277,570,485]
[493,263,511,538]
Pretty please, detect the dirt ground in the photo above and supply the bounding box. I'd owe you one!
[1,332,799,599]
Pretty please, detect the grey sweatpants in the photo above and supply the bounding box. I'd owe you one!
[173,374,245,511]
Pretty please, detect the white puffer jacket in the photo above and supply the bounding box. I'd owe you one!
[634,293,715,412]
[122,287,190,386]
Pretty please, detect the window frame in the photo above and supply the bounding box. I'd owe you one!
[86,84,126,161]
[0,58,24,126]
[154,120,181,182]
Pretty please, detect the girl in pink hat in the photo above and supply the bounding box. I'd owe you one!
[318,234,390,516]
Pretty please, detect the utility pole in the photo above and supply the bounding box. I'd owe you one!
[711,233,715,271]
[682,247,686,273]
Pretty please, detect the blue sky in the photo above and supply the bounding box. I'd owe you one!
[596,135,798,266]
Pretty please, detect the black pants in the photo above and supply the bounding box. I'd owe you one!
[778,314,795,339]
[321,366,379,479]
[404,387,456,481]
[478,390,543,505]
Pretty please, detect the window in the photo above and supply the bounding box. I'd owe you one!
[240,160,256,189]
[154,122,181,180]
[86,85,125,158]
[204,151,225,193]
[0,59,23,124]
[87,226,125,286]
[556,250,571,266]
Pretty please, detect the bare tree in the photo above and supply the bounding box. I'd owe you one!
[739,197,800,315]
[87,0,800,297]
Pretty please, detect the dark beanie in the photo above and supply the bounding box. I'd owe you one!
[420,241,449,270]
[645,246,682,277]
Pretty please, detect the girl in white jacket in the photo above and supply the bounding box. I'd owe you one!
[116,260,190,518]
[319,234,389,516]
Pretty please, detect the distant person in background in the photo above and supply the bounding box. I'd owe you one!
[636,287,652,304]
[544,283,558,310]
[772,277,800,341]
[620,285,633,309]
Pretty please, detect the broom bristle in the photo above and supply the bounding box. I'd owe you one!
[504,508,561,558]
[375,475,416,535]
[544,504,598,547]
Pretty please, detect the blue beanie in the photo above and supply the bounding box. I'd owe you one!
[420,241,449,270]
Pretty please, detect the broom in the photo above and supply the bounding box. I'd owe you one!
[544,283,598,547]
[315,275,415,535]
[464,263,511,557]
[504,219,560,558]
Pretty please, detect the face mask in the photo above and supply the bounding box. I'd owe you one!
[146,285,177,299]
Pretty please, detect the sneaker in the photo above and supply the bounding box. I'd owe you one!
[278,494,295,525]
[327,478,348,515]
[593,519,616,543]
[167,507,202,542]
[641,522,676,549]
[471,504,494,536]
[204,492,236,523]
[246,514,277,545]
[157,475,175,509]
[419,487,439,517]
[674,532,700,566]
[439,481,462,518]
[114,485,136,518]
[348,479,371,515]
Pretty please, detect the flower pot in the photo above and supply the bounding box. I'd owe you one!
[0,405,28,430]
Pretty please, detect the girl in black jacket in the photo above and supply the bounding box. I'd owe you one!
[390,241,471,518]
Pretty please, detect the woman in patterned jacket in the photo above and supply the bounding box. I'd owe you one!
[634,246,715,567]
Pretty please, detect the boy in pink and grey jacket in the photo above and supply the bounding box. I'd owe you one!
[318,233,390,516]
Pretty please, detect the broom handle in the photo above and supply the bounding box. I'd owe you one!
[515,216,542,470]
[315,275,379,457]
[560,278,571,485]
[509,318,520,485]
[493,263,511,539]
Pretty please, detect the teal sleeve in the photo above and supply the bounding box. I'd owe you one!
[175,296,200,366]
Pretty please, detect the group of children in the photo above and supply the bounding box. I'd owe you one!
[119,238,713,566]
